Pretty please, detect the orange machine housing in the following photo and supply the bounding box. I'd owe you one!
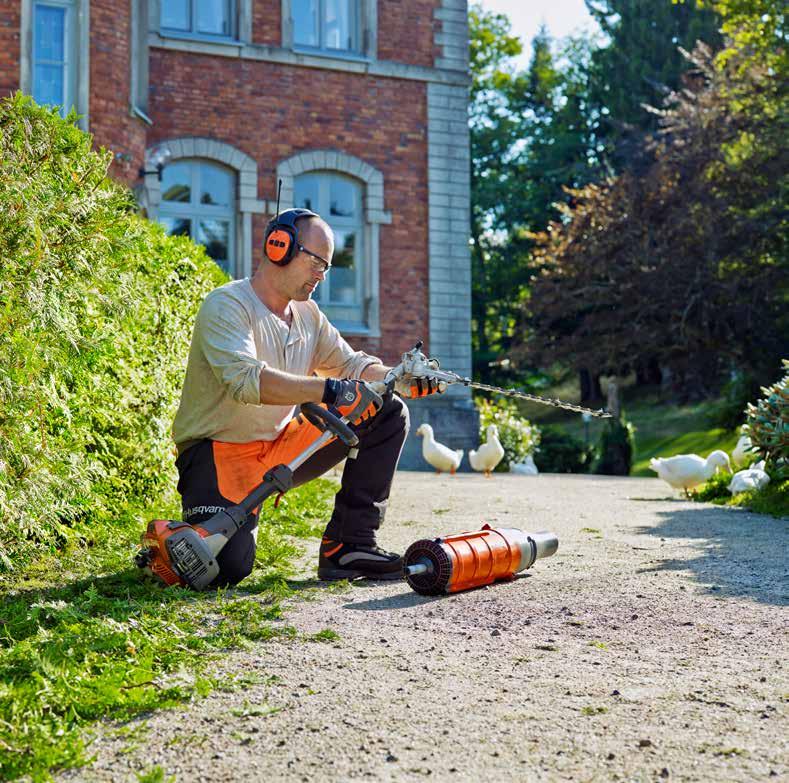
[403,524,558,595]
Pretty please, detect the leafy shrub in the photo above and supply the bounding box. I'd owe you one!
[476,397,540,472]
[0,93,226,567]
[743,360,788,466]
[594,412,636,476]
[534,425,594,474]
[693,471,732,502]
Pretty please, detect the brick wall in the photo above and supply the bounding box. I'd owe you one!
[0,3,20,99]
[89,0,146,185]
[147,49,430,363]
[378,0,443,68]
[253,1,281,46]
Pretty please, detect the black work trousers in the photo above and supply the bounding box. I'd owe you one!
[175,393,409,586]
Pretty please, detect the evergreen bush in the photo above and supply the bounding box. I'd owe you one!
[743,360,789,466]
[594,412,636,476]
[533,425,595,474]
[476,397,540,472]
[0,94,226,568]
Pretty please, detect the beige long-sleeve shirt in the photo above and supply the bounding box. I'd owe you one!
[172,278,381,453]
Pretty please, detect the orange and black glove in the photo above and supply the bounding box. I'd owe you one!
[395,358,447,399]
[396,376,448,399]
[323,378,384,425]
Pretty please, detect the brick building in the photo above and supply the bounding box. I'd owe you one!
[0,0,477,468]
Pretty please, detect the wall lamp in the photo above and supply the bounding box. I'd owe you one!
[138,144,172,181]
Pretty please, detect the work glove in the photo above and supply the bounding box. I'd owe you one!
[395,358,447,399]
[323,378,384,425]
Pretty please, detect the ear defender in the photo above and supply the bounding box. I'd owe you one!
[265,227,294,264]
[263,207,319,266]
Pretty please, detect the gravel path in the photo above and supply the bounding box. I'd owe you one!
[60,473,788,782]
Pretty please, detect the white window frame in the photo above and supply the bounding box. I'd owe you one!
[150,0,252,43]
[159,0,235,41]
[159,160,237,277]
[295,173,365,328]
[282,0,376,60]
[273,150,391,337]
[31,0,77,117]
[291,0,360,55]
[20,0,90,130]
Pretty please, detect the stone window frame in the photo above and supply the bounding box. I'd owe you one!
[271,150,391,338]
[19,0,90,131]
[141,137,266,279]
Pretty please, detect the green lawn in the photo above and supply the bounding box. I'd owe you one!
[0,480,339,782]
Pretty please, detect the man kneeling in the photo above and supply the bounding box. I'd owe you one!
[172,208,441,587]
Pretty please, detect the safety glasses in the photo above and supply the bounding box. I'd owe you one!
[296,243,331,274]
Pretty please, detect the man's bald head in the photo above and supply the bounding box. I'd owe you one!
[296,215,334,252]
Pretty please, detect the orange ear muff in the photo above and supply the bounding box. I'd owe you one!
[266,229,292,264]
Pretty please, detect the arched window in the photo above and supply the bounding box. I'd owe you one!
[274,150,391,337]
[294,173,363,327]
[159,160,236,275]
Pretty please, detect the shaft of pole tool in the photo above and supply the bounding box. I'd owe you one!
[403,525,558,596]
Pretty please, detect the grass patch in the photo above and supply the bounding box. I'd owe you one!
[692,471,789,518]
[307,628,340,643]
[0,479,335,782]
[581,705,608,716]
[137,767,176,783]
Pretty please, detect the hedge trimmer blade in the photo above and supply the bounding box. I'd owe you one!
[456,378,612,418]
[383,341,613,419]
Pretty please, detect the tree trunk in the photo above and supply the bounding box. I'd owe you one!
[635,357,662,387]
[579,368,602,403]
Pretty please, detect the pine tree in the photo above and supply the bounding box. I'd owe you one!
[586,0,722,169]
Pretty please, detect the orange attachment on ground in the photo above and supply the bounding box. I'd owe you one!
[442,528,519,592]
[403,524,559,596]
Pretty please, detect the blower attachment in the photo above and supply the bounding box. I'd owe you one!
[403,525,558,595]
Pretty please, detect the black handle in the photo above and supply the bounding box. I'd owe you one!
[301,402,359,447]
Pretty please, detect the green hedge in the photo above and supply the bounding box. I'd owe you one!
[0,94,226,568]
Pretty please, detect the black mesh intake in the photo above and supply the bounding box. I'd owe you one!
[404,539,453,595]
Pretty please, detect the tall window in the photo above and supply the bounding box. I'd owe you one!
[293,0,359,53]
[159,161,236,276]
[295,173,364,327]
[161,0,233,37]
[32,1,77,116]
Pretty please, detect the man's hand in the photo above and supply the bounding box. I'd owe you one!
[323,378,384,424]
[396,376,447,398]
[395,357,447,399]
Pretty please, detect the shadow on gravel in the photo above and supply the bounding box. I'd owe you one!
[343,591,443,611]
[634,506,788,607]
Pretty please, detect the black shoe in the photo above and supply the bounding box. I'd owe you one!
[317,538,404,581]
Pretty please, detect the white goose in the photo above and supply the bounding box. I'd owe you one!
[729,461,770,495]
[469,424,505,478]
[510,454,539,475]
[732,434,754,468]
[415,424,463,475]
[649,450,732,496]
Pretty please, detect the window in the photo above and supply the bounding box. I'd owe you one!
[293,0,359,53]
[294,173,364,327]
[159,160,236,275]
[32,0,77,117]
[160,0,233,38]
